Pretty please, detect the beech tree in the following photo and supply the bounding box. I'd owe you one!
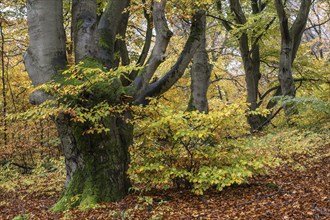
[188,11,211,113]
[0,21,6,145]
[216,0,271,130]
[274,0,312,115]
[24,0,205,210]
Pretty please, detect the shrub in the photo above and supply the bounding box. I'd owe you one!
[128,100,271,194]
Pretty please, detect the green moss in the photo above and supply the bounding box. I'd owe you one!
[89,77,123,104]
[52,119,132,212]
[12,214,30,220]
[98,33,111,49]
[76,19,84,31]
[49,58,127,106]
[52,158,121,212]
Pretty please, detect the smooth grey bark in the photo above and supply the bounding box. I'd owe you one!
[96,0,130,68]
[24,0,67,89]
[72,0,97,63]
[24,0,67,106]
[135,10,205,104]
[274,0,312,115]
[188,12,211,113]
[133,0,173,96]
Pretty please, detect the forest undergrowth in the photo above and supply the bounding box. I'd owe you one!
[1,122,329,220]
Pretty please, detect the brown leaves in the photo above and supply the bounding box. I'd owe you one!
[1,145,329,219]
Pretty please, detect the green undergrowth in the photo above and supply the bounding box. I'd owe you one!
[0,157,65,196]
[128,98,330,194]
[129,101,270,194]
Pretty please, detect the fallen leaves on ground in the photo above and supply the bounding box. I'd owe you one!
[0,145,329,219]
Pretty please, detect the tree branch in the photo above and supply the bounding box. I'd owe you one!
[136,0,154,66]
[291,0,312,61]
[274,0,290,41]
[96,0,130,68]
[215,0,233,31]
[134,10,205,104]
[133,0,173,92]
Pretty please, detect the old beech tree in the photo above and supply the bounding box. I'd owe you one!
[24,0,206,210]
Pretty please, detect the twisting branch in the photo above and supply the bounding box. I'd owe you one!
[133,0,173,92]
[137,0,154,66]
[135,10,206,104]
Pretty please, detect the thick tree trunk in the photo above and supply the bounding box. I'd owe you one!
[188,12,211,113]
[53,112,132,211]
[25,0,134,211]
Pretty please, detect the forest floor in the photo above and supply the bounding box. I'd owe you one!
[1,144,329,220]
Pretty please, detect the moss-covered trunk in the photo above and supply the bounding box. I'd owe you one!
[53,112,132,211]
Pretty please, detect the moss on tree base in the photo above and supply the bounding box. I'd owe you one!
[53,113,133,212]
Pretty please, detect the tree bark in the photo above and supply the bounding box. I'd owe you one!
[24,0,67,105]
[53,112,132,211]
[96,0,130,68]
[25,0,205,211]
[0,21,7,145]
[72,0,97,63]
[135,10,205,104]
[24,0,134,210]
[187,12,211,113]
[133,0,173,96]
[274,0,312,115]
[219,0,264,130]
[24,0,67,87]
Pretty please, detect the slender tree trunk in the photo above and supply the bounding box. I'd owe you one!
[225,0,265,130]
[274,0,312,115]
[240,36,262,130]
[0,22,7,145]
[278,39,295,94]
[188,11,211,113]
